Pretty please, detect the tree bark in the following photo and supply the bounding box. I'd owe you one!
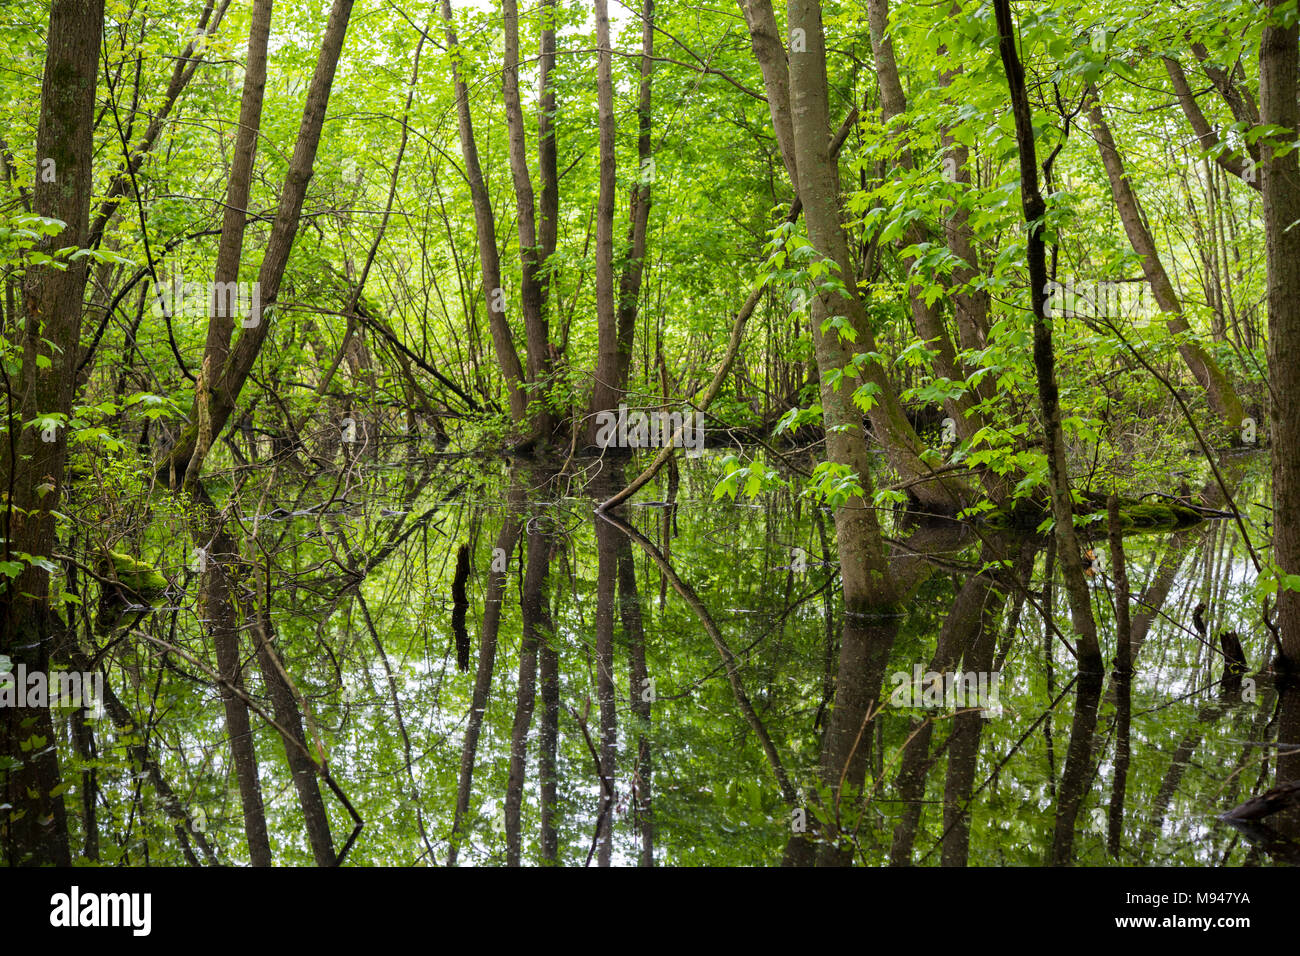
[752,0,972,514]
[783,0,906,865]
[502,0,556,440]
[941,568,1002,867]
[1260,0,1300,664]
[253,610,335,865]
[1105,495,1133,859]
[593,475,621,865]
[888,563,997,865]
[538,629,561,863]
[201,0,273,377]
[613,0,656,395]
[1163,56,1260,190]
[739,0,799,187]
[586,0,622,444]
[1190,42,1261,134]
[2,0,103,867]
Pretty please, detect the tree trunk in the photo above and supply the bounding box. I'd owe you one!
[2,0,103,867]
[1106,495,1133,858]
[1260,0,1300,665]
[614,0,656,394]
[201,0,273,377]
[593,479,621,865]
[888,563,997,865]
[783,0,905,865]
[1163,56,1260,190]
[993,0,1099,668]
[941,570,1001,867]
[587,0,622,444]
[739,0,799,187]
[538,632,561,863]
[502,0,556,440]
[865,0,987,451]
[752,0,972,514]
[1086,88,1245,432]
[164,0,357,479]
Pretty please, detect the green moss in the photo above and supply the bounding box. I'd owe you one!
[95,551,167,633]
[980,497,1205,535]
[1113,502,1204,533]
[107,550,168,597]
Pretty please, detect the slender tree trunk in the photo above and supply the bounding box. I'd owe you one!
[941,570,1002,867]
[993,0,1099,668]
[1163,56,1260,190]
[534,445,562,862]
[164,0,357,479]
[593,480,621,865]
[888,565,996,865]
[441,0,529,423]
[1086,88,1245,432]
[70,705,99,861]
[538,0,560,266]
[992,6,1108,857]
[502,0,556,440]
[865,0,986,451]
[538,631,561,863]
[166,8,302,865]
[935,6,995,387]
[1049,669,1103,865]
[1191,42,1261,133]
[750,0,971,514]
[739,0,798,187]
[201,0,272,376]
[587,0,621,444]
[614,0,655,394]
